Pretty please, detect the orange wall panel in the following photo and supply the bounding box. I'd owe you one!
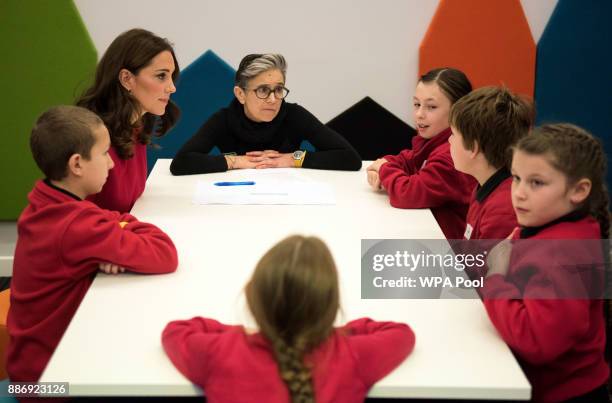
[419,0,536,98]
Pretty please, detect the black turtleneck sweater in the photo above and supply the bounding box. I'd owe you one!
[170,99,362,175]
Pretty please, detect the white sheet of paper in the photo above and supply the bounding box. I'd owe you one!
[193,171,335,205]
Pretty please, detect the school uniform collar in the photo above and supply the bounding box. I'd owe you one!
[476,168,511,203]
[43,179,82,201]
[520,209,589,238]
[431,127,452,143]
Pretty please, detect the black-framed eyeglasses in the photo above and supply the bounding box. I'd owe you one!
[245,85,290,100]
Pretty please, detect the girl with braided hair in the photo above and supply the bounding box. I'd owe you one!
[162,235,415,402]
[481,124,611,402]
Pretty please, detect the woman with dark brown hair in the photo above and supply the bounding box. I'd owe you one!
[77,28,180,213]
[162,235,415,402]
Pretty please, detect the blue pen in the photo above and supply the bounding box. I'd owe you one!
[214,181,256,186]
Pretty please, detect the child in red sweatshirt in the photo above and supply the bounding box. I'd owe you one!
[7,106,178,384]
[448,86,534,240]
[367,68,477,239]
[163,235,415,403]
[482,124,610,402]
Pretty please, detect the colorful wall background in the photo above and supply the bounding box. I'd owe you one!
[2,0,610,219]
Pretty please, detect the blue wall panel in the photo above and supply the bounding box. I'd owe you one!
[535,0,612,190]
[148,50,235,172]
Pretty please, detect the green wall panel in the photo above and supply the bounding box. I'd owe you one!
[0,0,97,219]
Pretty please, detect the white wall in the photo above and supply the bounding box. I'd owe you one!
[74,0,557,125]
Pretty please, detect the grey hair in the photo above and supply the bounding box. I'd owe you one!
[235,54,287,88]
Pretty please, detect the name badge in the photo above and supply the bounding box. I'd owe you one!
[464,223,473,240]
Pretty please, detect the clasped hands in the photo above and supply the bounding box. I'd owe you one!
[366,158,388,191]
[98,262,125,275]
[226,150,294,169]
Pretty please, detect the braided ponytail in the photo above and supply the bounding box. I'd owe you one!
[591,178,612,367]
[596,186,612,366]
[273,339,314,403]
[246,235,340,403]
[593,185,611,240]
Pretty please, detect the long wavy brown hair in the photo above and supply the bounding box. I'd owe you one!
[76,28,180,159]
[246,235,340,403]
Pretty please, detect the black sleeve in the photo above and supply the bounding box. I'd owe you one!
[170,111,229,175]
[293,105,362,171]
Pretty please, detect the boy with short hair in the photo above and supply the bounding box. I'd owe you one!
[7,105,178,383]
[448,86,534,240]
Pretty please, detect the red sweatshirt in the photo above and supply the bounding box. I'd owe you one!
[162,317,415,403]
[464,169,517,240]
[379,128,476,239]
[481,213,609,402]
[7,180,178,383]
[87,141,147,213]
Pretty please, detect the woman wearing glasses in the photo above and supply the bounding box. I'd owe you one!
[170,53,361,174]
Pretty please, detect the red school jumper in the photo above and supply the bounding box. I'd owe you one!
[162,317,415,403]
[88,140,147,214]
[7,180,178,382]
[378,128,476,239]
[481,213,609,402]
[464,168,517,240]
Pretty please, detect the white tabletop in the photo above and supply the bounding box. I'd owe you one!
[41,159,530,399]
[0,221,17,277]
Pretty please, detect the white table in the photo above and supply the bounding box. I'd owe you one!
[0,222,17,277]
[41,159,530,400]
